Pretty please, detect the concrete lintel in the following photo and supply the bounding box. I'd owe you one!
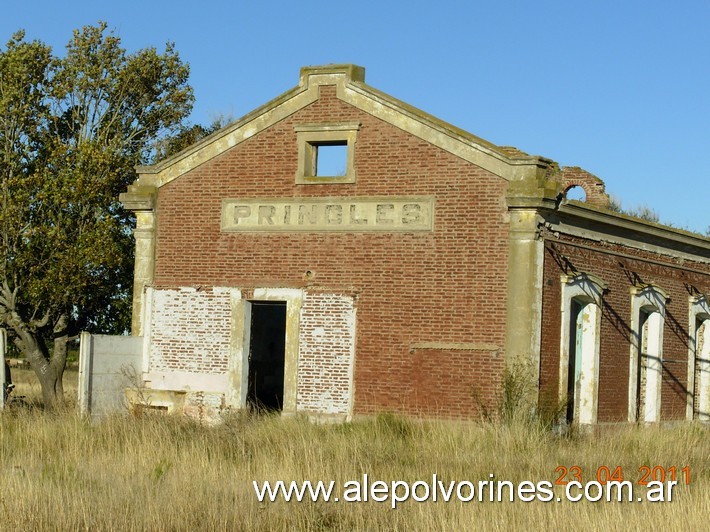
[561,272,609,296]
[629,283,669,306]
[293,122,361,132]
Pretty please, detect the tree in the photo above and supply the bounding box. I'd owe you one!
[153,114,233,162]
[0,23,193,408]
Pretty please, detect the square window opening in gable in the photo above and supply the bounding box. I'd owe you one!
[295,123,359,184]
[312,141,348,177]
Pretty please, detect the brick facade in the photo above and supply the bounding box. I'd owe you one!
[539,236,710,423]
[120,65,710,424]
[560,167,609,207]
[149,84,509,419]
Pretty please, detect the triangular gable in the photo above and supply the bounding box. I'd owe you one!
[134,64,550,189]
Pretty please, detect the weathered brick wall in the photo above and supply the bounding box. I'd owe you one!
[297,292,355,416]
[153,84,510,418]
[149,287,233,374]
[561,167,610,207]
[540,237,710,422]
[406,346,503,418]
[539,257,564,416]
[183,392,224,426]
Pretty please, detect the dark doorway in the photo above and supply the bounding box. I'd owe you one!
[247,301,287,411]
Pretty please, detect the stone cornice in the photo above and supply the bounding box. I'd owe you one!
[532,199,710,264]
[119,185,156,211]
[558,201,710,253]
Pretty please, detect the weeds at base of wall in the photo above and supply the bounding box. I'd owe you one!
[472,359,566,433]
[2,371,709,529]
[119,365,174,419]
[120,364,151,415]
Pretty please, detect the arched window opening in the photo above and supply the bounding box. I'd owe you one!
[638,308,663,423]
[566,299,598,424]
[565,185,587,202]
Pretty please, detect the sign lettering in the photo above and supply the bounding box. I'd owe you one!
[221,197,434,232]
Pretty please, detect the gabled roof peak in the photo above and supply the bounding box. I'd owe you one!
[134,63,555,189]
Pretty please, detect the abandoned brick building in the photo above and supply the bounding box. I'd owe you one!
[117,64,710,425]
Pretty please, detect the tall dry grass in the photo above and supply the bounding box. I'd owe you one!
[0,370,707,530]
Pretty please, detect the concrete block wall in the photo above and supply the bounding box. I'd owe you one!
[78,334,143,418]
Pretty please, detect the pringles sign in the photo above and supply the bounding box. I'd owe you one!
[221,197,434,232]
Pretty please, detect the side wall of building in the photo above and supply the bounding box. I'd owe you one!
[539,235,710,423]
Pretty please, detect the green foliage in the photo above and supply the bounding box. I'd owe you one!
[0,22,193,403]
[474,359,565,430]
[625,204,660,223]
[150,458,172,482]
[152,113,233,162]
[374,412,418,440]
[606,194,623,213]
[609,196,708,236]
[499,361,536,424]
[603,196,660,223]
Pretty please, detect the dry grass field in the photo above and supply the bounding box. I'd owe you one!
[0,369,708,531]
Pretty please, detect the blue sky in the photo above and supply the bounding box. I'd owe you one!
[2,1,708,232]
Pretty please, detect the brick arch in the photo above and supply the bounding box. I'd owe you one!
[561,167,610,208]
[564,184,587,201]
